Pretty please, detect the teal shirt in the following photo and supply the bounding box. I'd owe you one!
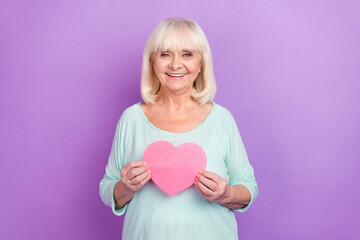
[99,101,258,240]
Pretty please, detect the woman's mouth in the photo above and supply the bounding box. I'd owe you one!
[166,73,186,78]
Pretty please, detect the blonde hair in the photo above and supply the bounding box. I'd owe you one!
[140,17,216,105]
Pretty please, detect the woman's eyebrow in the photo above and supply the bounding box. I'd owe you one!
[159,49,194,53]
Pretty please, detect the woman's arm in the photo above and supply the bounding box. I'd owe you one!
[220,184,251,209]
[195,170,251,210]
[114,161,151,208]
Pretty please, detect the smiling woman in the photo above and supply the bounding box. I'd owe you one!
[99,17,258,240]
[151,49,202,96]
[141,17,216,106]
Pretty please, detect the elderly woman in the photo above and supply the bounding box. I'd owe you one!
[99,17,258,239]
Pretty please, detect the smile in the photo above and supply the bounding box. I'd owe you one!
[166,73,186,77]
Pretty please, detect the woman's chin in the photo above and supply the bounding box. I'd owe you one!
[164,86,191,95]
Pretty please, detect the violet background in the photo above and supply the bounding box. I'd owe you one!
[1,0,359,239]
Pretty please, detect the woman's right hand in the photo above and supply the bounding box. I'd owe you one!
[113,161,151,208]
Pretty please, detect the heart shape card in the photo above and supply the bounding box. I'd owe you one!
[143,141,207,196]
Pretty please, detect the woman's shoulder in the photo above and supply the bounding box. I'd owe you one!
[117,102,142,124]
[211,101,236,122]
[122,101,141,116]
[211,102,241,136]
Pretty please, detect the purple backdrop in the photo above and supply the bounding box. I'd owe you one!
[1,0,359,239]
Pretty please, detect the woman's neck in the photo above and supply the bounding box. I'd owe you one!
[156,89,197,111]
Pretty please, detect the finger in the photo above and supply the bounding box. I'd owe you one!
[122,161,147,174]
[200,170,223,183]
[195,180,212,197]
[123,160,146,171]
[199,171,227,190]
[197,174,217,192]
[130,170,151,186]
[128,166,148,180]
[138,171,151,186]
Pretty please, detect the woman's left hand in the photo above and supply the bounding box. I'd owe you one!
[195,170,230,204]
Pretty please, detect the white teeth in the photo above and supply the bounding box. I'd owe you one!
[167,73,186,77]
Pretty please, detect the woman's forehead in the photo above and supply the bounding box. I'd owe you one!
[156,31,202,52]
[159,48,197,52]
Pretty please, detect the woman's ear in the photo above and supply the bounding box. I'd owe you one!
[198,63,203,73]
[149,52,155,64]
[199,57,204,73]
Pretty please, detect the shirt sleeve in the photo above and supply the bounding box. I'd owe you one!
[224,112,259,212]
[99,111,133,216]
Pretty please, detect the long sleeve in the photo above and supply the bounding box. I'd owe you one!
[99,111,134,216]
[224,112,259,212]
[98,102,258,239]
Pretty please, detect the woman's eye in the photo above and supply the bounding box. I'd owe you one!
[183,53,192,57]
[160,53,170,57]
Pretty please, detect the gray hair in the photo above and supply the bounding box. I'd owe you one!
[140,17,216,105]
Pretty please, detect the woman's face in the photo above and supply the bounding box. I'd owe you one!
[151,49,202,95]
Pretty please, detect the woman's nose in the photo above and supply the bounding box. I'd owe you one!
[169,55,182,69]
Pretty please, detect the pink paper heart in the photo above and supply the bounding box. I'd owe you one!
[143,141,207,196]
